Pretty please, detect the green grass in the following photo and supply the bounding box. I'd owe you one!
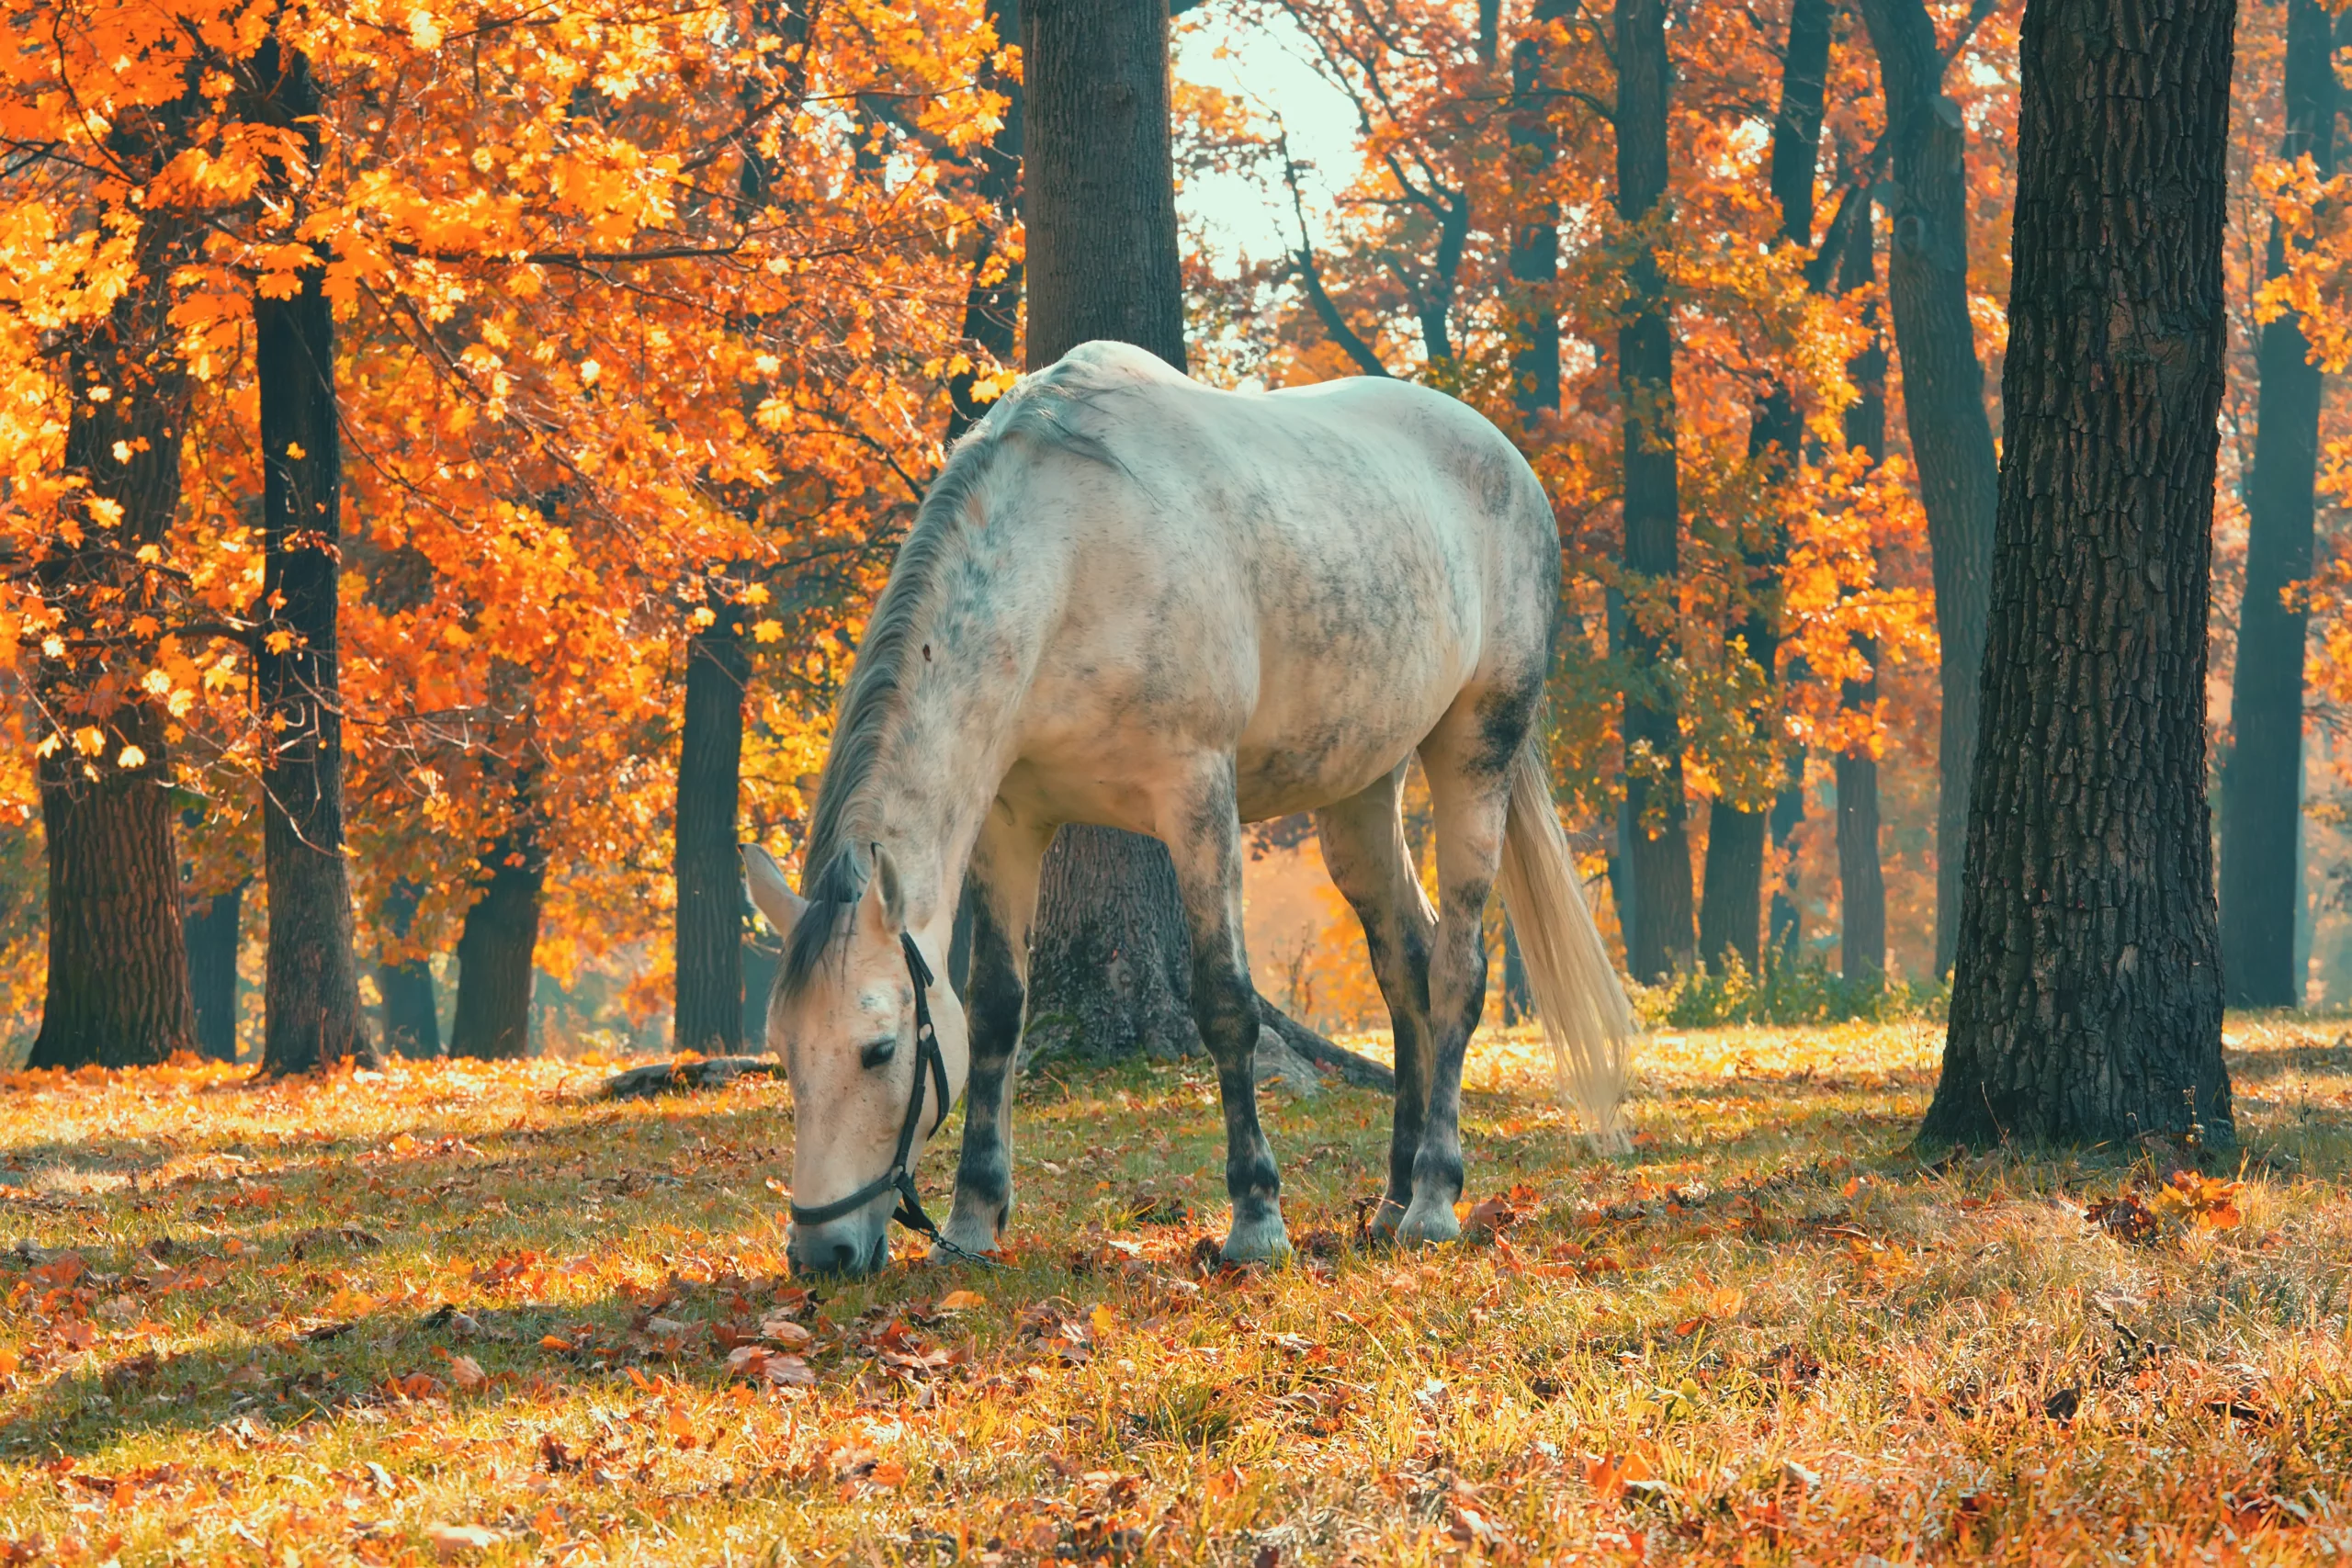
[2,1017,2349,1563]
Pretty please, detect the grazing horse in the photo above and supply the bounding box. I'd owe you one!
[744,341,1634,1278]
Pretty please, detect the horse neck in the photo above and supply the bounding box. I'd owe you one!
[847,515,1048,944]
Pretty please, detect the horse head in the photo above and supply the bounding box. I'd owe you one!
[744,841,968,1277]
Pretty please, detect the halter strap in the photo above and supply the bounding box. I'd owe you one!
[787,931,969,1254]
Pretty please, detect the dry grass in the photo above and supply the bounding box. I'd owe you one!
[3,1019,2351,1564]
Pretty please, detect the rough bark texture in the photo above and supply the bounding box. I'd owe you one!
[252,44,370,1074]
[1925,0,2235,1148]
[1859,0,2001,977]
[185,882,244,1062]
[2219,0,2335,1008]
[28,125,200,1071]
[674,602,749,1053]
[1837,206,1890,979]
[1616,0,1695,983]
[1699,0,1831,974]
[376,877,440,1058]
[946,0,1023,442]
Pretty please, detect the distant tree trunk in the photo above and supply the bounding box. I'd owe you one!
[376,876,440,1058]
[27,88,201,1073]
[947,0,1024,442]
[1500,920,1532,1024]
[674,595,748,1054]
[1835,204,1889,980]
[1508,0,1568,423]
[451,662,545,1060]
[251,42,369,1074]
[1858,0,2001,979]
[1699,0,1830,974]
[1925,0,2234,1147]
[2220,0,2335,1009]
[185,882,244,1062]
[1616,0,1695,984]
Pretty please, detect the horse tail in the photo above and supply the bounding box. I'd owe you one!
[1498,733,1636,1150]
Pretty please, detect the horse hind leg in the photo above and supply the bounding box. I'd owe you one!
[1396,707,1523,1247]
[1164,760,1290,1264]
[1310,764,1438,1242]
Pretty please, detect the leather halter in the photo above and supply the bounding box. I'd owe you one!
[786,931,964,1252]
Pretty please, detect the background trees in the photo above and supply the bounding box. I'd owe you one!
[0,0,2332,1071]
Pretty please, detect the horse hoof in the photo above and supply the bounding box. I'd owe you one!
[1220,1217,1292,1266]
[1363,1198,1409,1245]
[1395,1199,1461,1247]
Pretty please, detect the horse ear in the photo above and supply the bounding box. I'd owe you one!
[741,844,807,938]
[859,841,905,942]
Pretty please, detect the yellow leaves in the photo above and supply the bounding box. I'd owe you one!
[73,725,106,757]
[752,618,783,643]
[115,744,146,770]
[263,629,295,655]
[406,7,447,49]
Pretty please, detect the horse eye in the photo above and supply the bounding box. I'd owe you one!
[858,1037,897,1070]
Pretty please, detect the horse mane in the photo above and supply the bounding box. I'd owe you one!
[775,365,1124,1003]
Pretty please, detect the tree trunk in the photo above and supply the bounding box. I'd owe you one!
[1836,185,1889,980]
[27,90,201,1072]
[1925,0,2234,1148]
[947,0,1023,442]
[1508,0,1569,423]
[1858,0,2002,978]
[252,43,370,1074]
[450,806,546,1060]
[1616,0,1695,984]
[185,882,244,1062]
[1699,0,1830,976]
[2219,0,2335,1009]
[1018,0,1233,1057]
[674,603,748,1053]
[376,877,440,1058]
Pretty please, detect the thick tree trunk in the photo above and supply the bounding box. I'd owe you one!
[376,877,440,1058]
[252,44,369,1074]
[1858,0,2001,978]
[947,0,1023,443]
[1699,0,1830,975]
[1012,0,1371,1088]
[674,604,748,1053]
[450,806,547,1060]
[1616,0,1695,983]
[1925,0,2234,1147]
[28,92,200,1072]
[1837,174,1890,980]
[2219,0,2335,1009]
[185,882,244,1062]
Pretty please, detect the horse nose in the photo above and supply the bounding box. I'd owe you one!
[787,1224,888,1278]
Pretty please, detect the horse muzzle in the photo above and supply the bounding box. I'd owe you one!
[786,1214,891,1278]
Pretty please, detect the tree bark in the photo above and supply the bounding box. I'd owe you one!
[947,0,1024,442]
[251,42,370,1074]
[376,876,440,1058]
[1018,0,1227,1059]
[1698,0,1831,975]
[1507,0,1569,422]
[27,87,201,1072]
[2219,0,2335,1009]
[1925,0,2234,1148]
[1836,200,1890,979]
[185,881,244,1062]
[1858,0,2002,978]
[1616,0,1695,984]
[674,599,749,1053]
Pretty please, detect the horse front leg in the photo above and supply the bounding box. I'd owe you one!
[939,812,1048,1260]
[1166,765,1291,1264]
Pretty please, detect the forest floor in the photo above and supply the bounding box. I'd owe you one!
[2,1018,2350,1565]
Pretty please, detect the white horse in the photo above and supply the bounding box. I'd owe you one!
[744,341,1634,1276]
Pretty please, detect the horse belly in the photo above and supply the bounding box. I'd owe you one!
[1231,645,1467,821]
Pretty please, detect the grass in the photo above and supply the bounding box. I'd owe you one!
[3,1018,2350,1564]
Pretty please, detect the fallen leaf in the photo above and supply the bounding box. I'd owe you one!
[424,1522,503,1558]
[936,1289,989,1312]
